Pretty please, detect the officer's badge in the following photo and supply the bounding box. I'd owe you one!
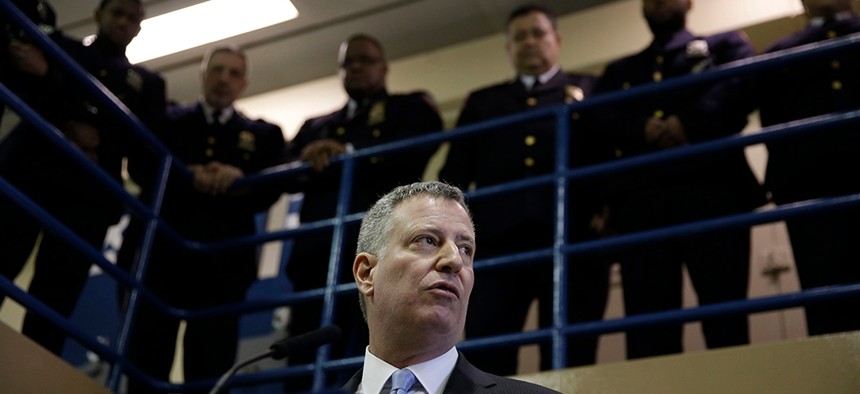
[126,69,143,92]
[367,100,386,125]
[238,130,256,152]
[565,85,585,104]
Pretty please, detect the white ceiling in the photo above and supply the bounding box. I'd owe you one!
[49,0,616,103]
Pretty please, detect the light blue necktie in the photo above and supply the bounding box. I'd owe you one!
[388,368,416,394]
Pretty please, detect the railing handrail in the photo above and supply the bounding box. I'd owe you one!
[2,1,860,389]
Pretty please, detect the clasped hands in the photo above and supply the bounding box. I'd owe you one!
[300,138,348,172]
[7,40,48,76]
[645,115,688,149]
[189,162,244,195]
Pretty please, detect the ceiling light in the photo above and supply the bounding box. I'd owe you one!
[122,0,298,63]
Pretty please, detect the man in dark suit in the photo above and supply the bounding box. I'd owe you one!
[0,0,166,356]
[344,181,559,393]
[757,0,860,336]
[283,33,443,388]
[123,46,285,394]
[591,0,766,359]
[439,4,609,374]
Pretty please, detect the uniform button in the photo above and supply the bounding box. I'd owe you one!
[207,136,216,144]
[654,110,664,118]
[832,80,843,90]
[99,69,108,77]
[831,60,841,69]
[524,157,535,167]
[243,153,251,161]
[622,82,631,90]
[370,156,380,164]
[653,71,663,82]
[614,148,623,158]
[336,127,346,136]
[571,112,581,120]
[526,97,538,106]
[372,129,381,138]
[827,30,837,39]
[524,135,536,146]
[205,148,214,157]
[656,55,664,64]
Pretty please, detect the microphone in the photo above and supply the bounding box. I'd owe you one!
[209,325,342,394]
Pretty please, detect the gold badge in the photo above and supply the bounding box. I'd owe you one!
[565,85,585,104]
[238,131,256,152]
[126,69,143,92]
[368,101,386,125]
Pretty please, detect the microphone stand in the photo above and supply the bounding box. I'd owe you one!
[208,349,274,394]
[208,324,342,394]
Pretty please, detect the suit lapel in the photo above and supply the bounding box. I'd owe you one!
[442,352,497,393]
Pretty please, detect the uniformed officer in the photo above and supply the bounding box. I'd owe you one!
[757,0,860,337]
[282,33,443,391]
[591,0,765,359]
[124,46,285,394]
[0,0,166,356]
[439,4,610,374]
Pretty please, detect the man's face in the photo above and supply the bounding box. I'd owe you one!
[94,0,143,48]
[202,51,248,110]
[643,0,690,33]
[338,38,387,99]
[506,11,561,76]
[361,195,475,339]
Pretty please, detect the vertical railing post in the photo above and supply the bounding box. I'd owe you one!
[551,106,572,370]
[107,156,173,391]
[312,155,356,391]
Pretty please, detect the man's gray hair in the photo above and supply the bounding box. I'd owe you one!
[355,181,472,319]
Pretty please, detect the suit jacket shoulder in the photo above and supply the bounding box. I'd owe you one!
[444,353,561,393]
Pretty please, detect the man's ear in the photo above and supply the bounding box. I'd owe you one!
[354,252,377,298]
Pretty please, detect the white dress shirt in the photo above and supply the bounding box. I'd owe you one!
[519,64,561,90]
[356,346,459,394]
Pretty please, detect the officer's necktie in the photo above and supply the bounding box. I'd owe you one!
[388,368,416,394]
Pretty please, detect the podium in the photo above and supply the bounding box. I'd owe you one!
[0,322,112,394]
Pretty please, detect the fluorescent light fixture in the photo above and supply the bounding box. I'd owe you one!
[121,0,298,63]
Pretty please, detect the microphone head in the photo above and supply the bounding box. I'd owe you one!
[269,324,342,360]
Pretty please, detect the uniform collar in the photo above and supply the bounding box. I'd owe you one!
[649,28,696,53]
[519,65,561,90]
[200,100,234,125]
[345,90,389,120]
[88,36,128,60]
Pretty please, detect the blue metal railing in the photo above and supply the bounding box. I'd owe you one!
[2,0,860,390]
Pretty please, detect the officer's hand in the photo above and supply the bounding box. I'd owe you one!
[644,116,666,147]
[189,164,216,194]
[300,139,347,172]
[62,120,100,162]
[8,40,48,76]
[206,161,244,194]
[659,115,688,149]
